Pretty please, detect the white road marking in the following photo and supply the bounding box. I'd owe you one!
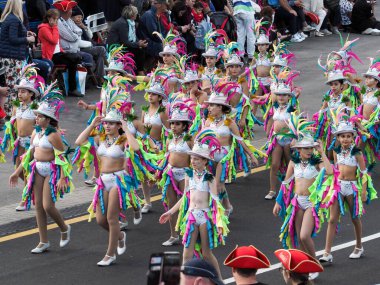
[222,232,380,284]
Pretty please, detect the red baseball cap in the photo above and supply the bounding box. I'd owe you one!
[274,249,324,274]
[224,245,271,269]
[53,0,78,12]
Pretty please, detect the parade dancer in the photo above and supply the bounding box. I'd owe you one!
[77,45,136,117]
[157,101,195,246]
[9,82,73,254]
[313,68,351,156]
[75,108,141,266]
[2,64,43,211]
[222,49,259,140]
[133,30,187,95]
[141,81,170,213]
[322,35,362,109]
[356,58,380,168]
[319,114,377,263]
[263,71,299,200]
[254,42,296,135]
[204,89,260,215]
[199,30,227,94]
[250,21,273,102]
[173,66,208,105]
[273,114,333,280]
[159,129,229,279]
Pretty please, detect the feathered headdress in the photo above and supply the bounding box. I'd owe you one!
[286,113,315,140]
[35,81,65,121]
[105,45,136,75]
[155,29,187,57]
[272,42,295,69]
[254,18,272,44]
[169,99,196,122]
[362,56,380,81]
[188,128,221,160]
[15,63,45,96]
[214,81,240,103]
[204,29,229,51]
[321,34,362,73]
[329,105,355,135]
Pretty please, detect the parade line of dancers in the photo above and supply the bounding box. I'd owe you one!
[3,14,379,282]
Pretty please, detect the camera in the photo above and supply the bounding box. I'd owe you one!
[147,251,181,285]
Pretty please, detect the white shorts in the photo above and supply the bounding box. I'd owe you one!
[100,170,125,192]
[18,136,31,148]
[339,180,356,197]
[169,165,186,182]
[257,76,272,87]
[278,136,292,147]
[35,161,52,177]
[190,208,209,226]
[213,146,230,163]
[296,195,313,211]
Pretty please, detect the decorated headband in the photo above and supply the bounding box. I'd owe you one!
[154,29,187,56]
[106,45,136,75]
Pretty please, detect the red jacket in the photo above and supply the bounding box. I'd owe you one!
[38,23,63,60]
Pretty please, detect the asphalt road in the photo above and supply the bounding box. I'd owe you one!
[0,168,379,285]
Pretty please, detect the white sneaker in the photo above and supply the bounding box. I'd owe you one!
[319,252,333,263]
[119,220,128,230]
[371,29,380,35]
[362,28,374,35]
[31,242,50,254]
[84,177,97,187]
[59,224,71,248]
[315,31,325,37]
[309,272,319,280]
[349,247,364,259]
[117,231,126,255]
[299,32,308,38]
[15,205,26,211]
[321,29,332,35]
[97,255,116,266]
[303,25,315,32]
[141,203,152,214]
[290,34,303,43]
[162,236,180,246]
[133,209,142,225]
[264,191,277,200]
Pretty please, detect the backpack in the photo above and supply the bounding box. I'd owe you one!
[194,17,212,50]
[209,12,237,42]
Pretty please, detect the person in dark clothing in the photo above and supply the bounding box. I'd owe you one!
[138,1,167,59]
[224,245,271,285]
[97,0,131,22]
[171,0,196,55]
[71,6,107,85]
[0,0,36,116]
[77,0,100,18]
[25,0,49,21]
[351,0,380,34]
[107,5,147,73]
[324,0,341,34]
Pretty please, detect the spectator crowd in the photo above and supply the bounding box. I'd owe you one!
[0,0,378,111]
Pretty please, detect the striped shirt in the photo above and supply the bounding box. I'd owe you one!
[232,0,255,15]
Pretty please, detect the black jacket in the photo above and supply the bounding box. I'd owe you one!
[0,13,28,60]
[97,0,131,22]
[351,0,374,32]
[107,16,139,48]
